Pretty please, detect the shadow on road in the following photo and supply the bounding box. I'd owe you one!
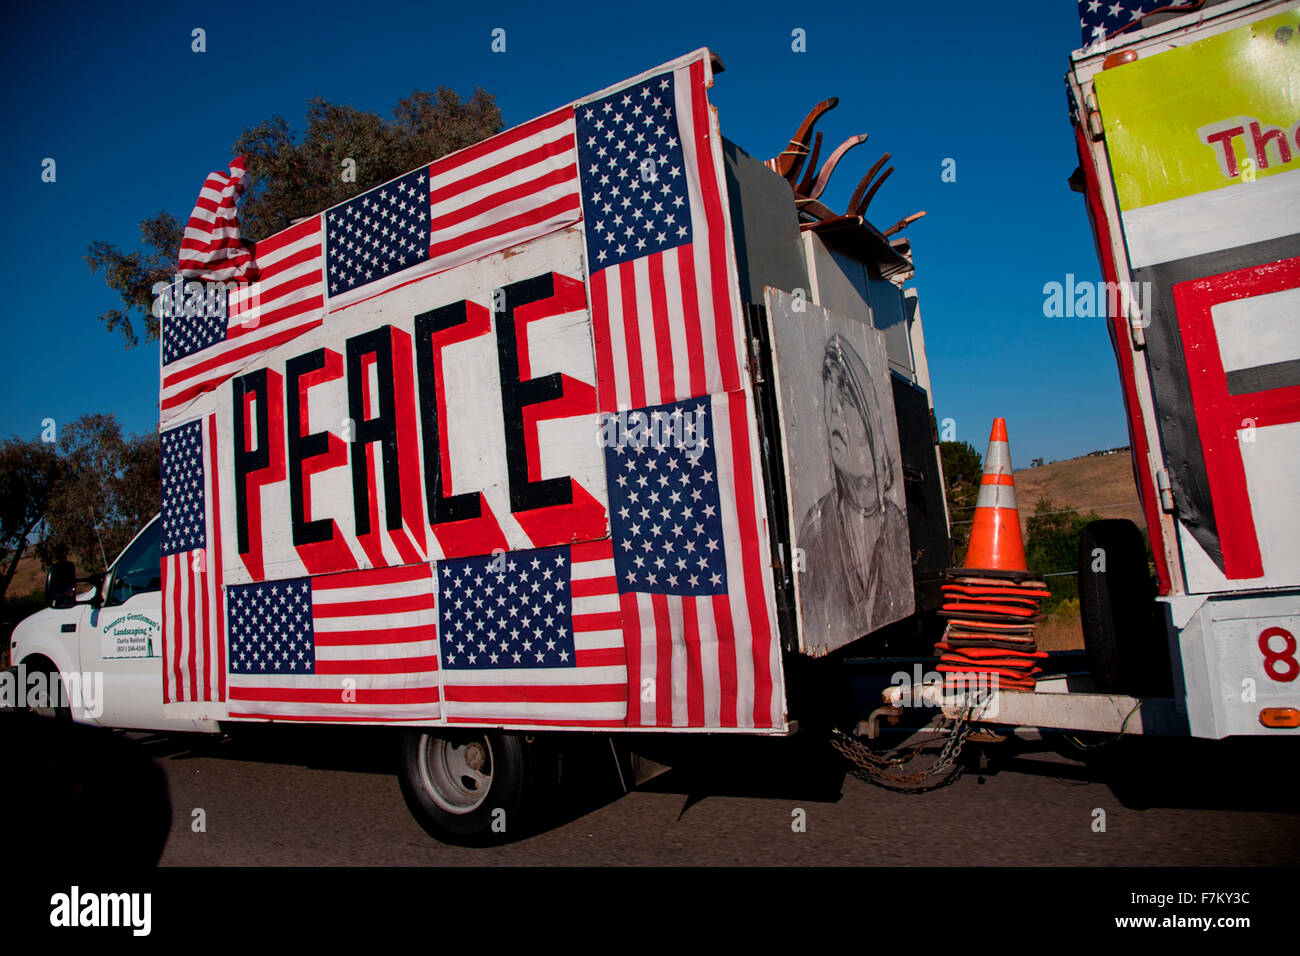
[135,724,401,774]
[976,732,1300,814]
[620,733,848,807]
[131,724,1298,829]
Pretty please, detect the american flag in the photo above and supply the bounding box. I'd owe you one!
[160,415,225,705]
[324,109,581,314]
[177,155,256,282]
[226,563,441,721]
[160,215,326,423]
[1077,1,1196,48]
[578,59,747,410]
[438,539,626,725]
[576,56,782,729]
[603,394,780,728]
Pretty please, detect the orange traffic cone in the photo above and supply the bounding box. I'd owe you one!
[963,418,1027,572]
[934,418,1049,694]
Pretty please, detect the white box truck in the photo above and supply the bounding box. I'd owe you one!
[8,48,953,842]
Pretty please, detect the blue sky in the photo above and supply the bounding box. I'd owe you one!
[0,0,1122,468]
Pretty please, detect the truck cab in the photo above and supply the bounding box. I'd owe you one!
[8,516,216,733]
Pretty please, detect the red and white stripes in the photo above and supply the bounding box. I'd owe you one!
[177,156,256,282]
[619,392,782,729]
[162,414,225,705]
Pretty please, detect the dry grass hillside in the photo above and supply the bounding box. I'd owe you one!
[1012,450,1143,651]
[1013,450,1144,535]
[6,551,48,600]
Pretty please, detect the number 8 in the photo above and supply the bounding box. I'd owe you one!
[1259,627,1299,683]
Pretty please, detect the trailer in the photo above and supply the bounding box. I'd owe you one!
[901,0,1300,749]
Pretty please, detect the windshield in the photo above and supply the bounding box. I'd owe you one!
[104,517,162,606]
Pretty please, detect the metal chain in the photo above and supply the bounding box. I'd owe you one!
[829,711,977,794]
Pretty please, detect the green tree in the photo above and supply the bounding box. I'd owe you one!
[112,433,161,537]
[36,415,160,574]
[86,87,504,347]
[939,439,982,563]
[1024,496,1101,614]
[0,438,64,604]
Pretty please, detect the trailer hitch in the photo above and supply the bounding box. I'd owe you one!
[857,702,904,740]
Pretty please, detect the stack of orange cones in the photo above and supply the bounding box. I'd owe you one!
[936,419,1049,692]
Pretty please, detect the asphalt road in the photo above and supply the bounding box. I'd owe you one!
[138,727,1300,867]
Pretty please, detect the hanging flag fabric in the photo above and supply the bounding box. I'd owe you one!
[576,57,780,728]
[177,156,258,281]
[578,59,746,409]
[159,415,225,706]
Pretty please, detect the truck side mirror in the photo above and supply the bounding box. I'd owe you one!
[45,562,78,609]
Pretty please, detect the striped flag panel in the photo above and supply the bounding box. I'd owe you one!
[226,563,441,721]
[607,392,782,728]
[160,414,225,704]
[160,215,326,423]
[323,109,581,315]
[577,56,783,729]
[582,57,745,411]
[439,539,627,724]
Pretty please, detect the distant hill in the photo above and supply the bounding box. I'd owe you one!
[7,551,48,600]
[1013,450,1144,535]
[1009,450,1144,652]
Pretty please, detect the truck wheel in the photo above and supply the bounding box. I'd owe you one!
[18,660,71,721]
[397,730,556,845]
[1077,520,1171,698]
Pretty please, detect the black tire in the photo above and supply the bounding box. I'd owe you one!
[1077,520,1171,697]
[397,730,557,845]
[15,659,72,721]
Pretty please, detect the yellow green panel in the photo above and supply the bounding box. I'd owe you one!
[1094,6,1300,210]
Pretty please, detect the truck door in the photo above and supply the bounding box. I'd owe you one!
[77,518,177,730]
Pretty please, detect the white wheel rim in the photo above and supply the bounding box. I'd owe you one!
[27,678,57,718]
[417,735,493,814]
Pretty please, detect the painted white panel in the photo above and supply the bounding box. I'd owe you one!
[1239,419,1300,584]
[1121,167,1300,269]
[1178,420,1300,592]
[213,226,607,583]
[1210,286,1300,373]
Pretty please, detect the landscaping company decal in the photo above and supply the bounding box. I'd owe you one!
[101,613,160,659]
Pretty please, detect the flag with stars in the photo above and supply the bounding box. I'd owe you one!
[1078,1,1176,48]
[160,415,225,706]
[323,109,582,314]
[577,55,749,412]
[226,563,441,721]
[437,540,626,725]
[160,214,326,426]
[604,393,782,730]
